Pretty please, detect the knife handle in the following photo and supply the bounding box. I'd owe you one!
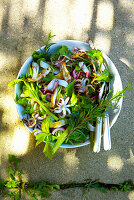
[103,116,111,150]
[93,117,102,153]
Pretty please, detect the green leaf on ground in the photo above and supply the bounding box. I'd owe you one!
[0,180,7,190]
[7,167,15,181]
[8,154,21,168]
[5,180,20,188]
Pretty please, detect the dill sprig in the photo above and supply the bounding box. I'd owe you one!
[43,32,56,55]
[67,84,133,138]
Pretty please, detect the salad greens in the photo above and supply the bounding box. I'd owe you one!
[9,33,133,159]
[91,69,112,84]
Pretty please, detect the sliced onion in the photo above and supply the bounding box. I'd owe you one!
[76,71,81,79]
[40,61,50,69]
[32,62,39,79]
[54,69,60,74]
[72,70,77,79]
[45,79,56,90]
[32,129,42,136]
[87,122,95,132]
[79,62,90,73]
[82,65,90,73]
[86,72,90,78]
[37,115,47,120]
[79,62,84,68]
[83,78,89,86]
[20,93,26,97]
[53,120,66,128]
[32,112,39,119]
[33,103,37,111]
[57,55,65,63]
[52,127,65,135]
[22,118,36,127]
[73,47,86,53]
[57,79,68,87]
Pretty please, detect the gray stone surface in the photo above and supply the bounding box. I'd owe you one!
[0,0,134,199]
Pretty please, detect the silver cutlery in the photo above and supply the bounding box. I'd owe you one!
[93,82,105,152]
[93,82,111,152]
[103,83,111,150]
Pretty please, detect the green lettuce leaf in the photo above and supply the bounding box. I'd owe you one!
[29,65,33,77]
[71,92,77,106]
[36,132,49,147]
[55,45,71,57]
[14,95,28,106]
[91,69,112,84]
[8,79,24,87]
[53,128,69,153]
[32,51,44,62]
[43,73,55,82]
[36,117,52,147]
[23,82,59,120]
[87,49,103,66]
[43,139,54,160]
[22,85,32,98]
[41,116,53,132]
[65,80,76,97]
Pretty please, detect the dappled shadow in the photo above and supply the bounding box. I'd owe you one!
[0,109,9,132]
[88,0,99,41]
[0,1,134,200]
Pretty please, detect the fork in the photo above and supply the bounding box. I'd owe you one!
[93,82,105,152]
[93,82,111,152]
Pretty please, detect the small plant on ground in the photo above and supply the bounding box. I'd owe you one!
[0,154,134,199]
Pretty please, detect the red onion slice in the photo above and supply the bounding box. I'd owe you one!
[52,127,65,135]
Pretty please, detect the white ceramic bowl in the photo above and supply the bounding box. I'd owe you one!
[15,40,123,148]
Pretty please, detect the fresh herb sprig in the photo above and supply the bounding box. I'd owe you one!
[67,84,133,139]
[40,83,133,159]
[0,154,60,199]
[32,32,56,62]
[43,32,56,56]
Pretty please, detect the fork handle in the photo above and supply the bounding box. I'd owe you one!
[103,116,111,150]
[93,117,102,153]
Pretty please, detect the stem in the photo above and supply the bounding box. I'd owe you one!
[35,98,59,121]
[26,82,59,121]
[53,128,69,153]
[67,103,108,138]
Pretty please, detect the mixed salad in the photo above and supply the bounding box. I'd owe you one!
[9,34,131,159]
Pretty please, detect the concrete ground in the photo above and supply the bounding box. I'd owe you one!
[0,0,134,199]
